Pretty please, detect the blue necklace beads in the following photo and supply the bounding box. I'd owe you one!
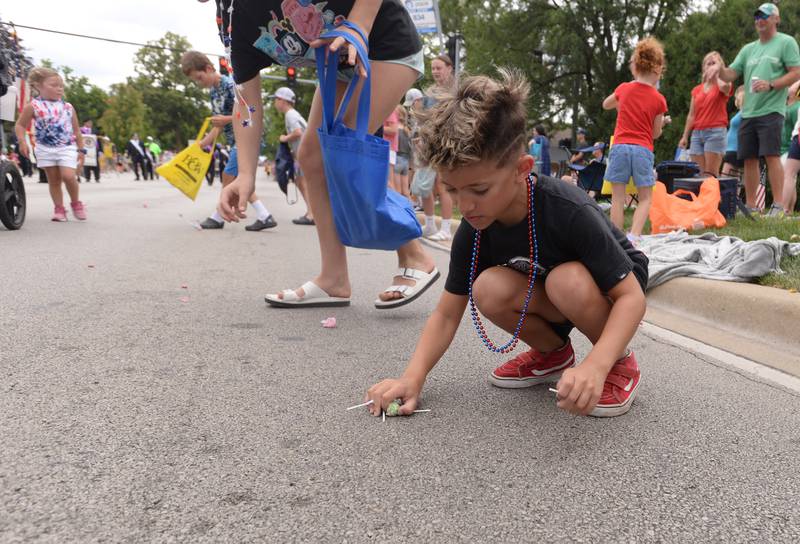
[468,173,539,354]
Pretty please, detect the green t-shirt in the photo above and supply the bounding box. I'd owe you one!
[730,32,800,119]
[147,142,162,157]
[781,102,800,154]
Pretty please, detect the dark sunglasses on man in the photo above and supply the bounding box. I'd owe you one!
[754,12,770,21]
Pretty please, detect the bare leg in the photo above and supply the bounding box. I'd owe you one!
[398,172,409,198]
[59,166,80,202]
[764,155,784,208]
[44,167,64,206]
[690,153,706,174]
[629,186,652,236]
[743,158,760,208]
[610,182,626,231]
[295,174,313,219]
[782,158,800,213]
[704,152,723,176]
[279,61,430,301]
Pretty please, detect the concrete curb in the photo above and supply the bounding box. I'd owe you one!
[421,217,800,376]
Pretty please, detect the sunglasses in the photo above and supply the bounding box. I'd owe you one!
[755,12,770,21]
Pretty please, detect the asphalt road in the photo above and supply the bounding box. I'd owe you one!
[2,172,800,543]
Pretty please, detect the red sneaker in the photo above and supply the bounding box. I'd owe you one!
[590,351,641,417]
[490,340,576,388]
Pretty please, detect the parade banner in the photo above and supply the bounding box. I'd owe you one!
[82,134,98,167]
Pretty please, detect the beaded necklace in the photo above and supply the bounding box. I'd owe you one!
[215,0,255,128]
[468,173,539,354]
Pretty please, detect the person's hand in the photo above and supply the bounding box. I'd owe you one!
[752,79,770,93]
[18,142,29,158]
[554,363,606,416]
[218,175,255,222]
[198,135,214,150]
[210,116,228,128]
[77,151,85,169]
[678,135,688,149]
[310,22,368,78]
[663,115,672,126]
[279,134,288,143]
[365,376,422,417]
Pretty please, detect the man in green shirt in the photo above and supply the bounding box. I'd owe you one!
[717,3,800,215]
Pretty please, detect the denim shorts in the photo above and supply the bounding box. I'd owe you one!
[223,146,238,177]
[605,144,655,187]
[394,155,409,175]
[690,127,727,155]
[338,49,425,83]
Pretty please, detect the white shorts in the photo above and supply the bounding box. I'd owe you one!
[389,150,397,166]
[35,144,78,169]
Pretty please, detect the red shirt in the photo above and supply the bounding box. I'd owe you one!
[612,82,668,151]
[690,83,733,130]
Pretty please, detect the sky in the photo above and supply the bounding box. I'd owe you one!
[1,1,222,89]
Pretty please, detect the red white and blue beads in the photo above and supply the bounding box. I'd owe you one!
[468,174,539,354]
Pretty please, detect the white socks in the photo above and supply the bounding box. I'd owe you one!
[251,200,270,221]
[425,215,435,228]
[210,211,224,223]
[440,219,451,235]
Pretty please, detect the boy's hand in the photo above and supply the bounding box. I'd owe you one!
[365,377,422,417]
[555,364,606,416]
[678,135,688,149]
[279,134,288,143]
[218,176,255,222]
[18,142,29,158]
[210,116,228,128]
[198,134,214,150]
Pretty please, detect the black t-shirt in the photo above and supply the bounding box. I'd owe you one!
[220,0,422,84]
[445,176,649,296]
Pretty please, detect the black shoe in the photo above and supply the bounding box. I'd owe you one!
[292,215,315,225]
[199,217,224,229]
[245,215,277,231]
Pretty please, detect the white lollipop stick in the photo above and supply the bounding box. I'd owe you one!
[413,409,431,413]
[346,399,374,411]
[548,388,558,394]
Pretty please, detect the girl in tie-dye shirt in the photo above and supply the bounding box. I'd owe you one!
[15,67,87,222]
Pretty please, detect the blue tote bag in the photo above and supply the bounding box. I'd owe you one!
[315,24,422,250]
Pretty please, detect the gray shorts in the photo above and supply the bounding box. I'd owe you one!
[690,127,727,155]
[411,166,436,197]
[394,155,409,175]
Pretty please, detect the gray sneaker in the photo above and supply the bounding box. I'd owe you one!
[765,204,784,218]
[199,217,224,229]
[245,215,278,231]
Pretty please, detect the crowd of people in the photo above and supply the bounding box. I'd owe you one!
[7,0,798,420]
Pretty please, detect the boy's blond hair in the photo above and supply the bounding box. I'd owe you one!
[180,51,214,76]
[416,68,530,170]
[28,67,61,94]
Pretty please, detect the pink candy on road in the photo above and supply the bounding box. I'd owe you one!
[321,317,337,328]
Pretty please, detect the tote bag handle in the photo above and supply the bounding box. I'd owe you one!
[315,23,372,139]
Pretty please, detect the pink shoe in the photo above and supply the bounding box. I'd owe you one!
[70,201,87,220]
[52,205,67,222]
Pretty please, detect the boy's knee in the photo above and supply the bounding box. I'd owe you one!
[545,262,595,304]
[472,269,511,317]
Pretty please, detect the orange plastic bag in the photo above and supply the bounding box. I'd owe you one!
[649,177,726,234]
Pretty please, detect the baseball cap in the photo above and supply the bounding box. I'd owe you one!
[755,3,779,17]
[403,88,423,107]
[577,127,587,136]
[269,87,296,103]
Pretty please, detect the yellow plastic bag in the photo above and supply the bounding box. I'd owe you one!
[157,118,212,200]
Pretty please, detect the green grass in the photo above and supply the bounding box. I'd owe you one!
[622,208,800,291]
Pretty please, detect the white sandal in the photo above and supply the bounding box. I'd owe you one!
[374,267,440,309]
[265,281,350,308]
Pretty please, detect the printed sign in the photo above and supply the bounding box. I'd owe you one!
[82,134,98,167]
[404,0,439,34]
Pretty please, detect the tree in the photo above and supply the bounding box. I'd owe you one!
[131,32,210,149]
[62,67,109,127]
[100,82,149,150]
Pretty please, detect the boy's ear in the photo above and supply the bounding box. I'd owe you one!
[517,154,535,179]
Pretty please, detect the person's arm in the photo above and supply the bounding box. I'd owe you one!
[218,75,263,221]
[679,97,696,149]
[309,0,381,77]
[210,114,233,127]
[383,116,399,136]
[365,291,468,416]
[71,108,85,167]
[717,65,739,83]
[199,126,222,149]
[653,113,665,140]
[280,127,303,144]
[14,104,34,157]
[602,93,618,110]
[767,66,800,90]
[556,273,646,415]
